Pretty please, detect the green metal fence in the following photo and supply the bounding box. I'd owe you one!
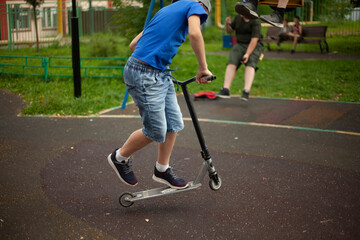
[1,2,64,50]
[0,55,127,81]
[0,0,118,50]
[0,55,46,77]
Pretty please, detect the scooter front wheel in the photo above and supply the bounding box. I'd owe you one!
[119,192,134,207]
[209,175,222,191]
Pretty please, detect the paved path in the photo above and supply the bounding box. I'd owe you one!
[1,90,360,239]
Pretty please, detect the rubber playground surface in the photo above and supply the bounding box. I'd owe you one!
[1,89,360,239]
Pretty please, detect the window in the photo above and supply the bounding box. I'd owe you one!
[12,5,30,30]
[42,8,57,28]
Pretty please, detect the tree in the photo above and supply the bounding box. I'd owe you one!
[112,0,164,43]
[351,0,360,7]
[25,0,44,52]
[319,0,353,22]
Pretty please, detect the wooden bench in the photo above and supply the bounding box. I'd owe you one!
[263,25,329,53]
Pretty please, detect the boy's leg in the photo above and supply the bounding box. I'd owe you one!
[235,0,289,27]
[241,66,255,101]
[219,43,244,98]
[291,35,299,53]
[107,129,152,187]
[153,132,189,189]
[108,57,166,186]
[260,0,289,28]
[224,64,238,89]
[152,77,188,189]
[218,64,237,98]
[120,129,152,158]
[157,132,177,166]
[277,38,281,50]
[244,66,255,91]
[277,0,289,8]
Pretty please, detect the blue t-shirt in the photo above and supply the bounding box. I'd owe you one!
[132,1,208,71]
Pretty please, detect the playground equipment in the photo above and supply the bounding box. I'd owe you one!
[215,0,224,28]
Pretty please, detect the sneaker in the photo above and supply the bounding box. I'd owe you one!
[235,1,258,19]
[218,88,230,98]
[152,167,189,189]
[107,149,138,186]
[291,49,295,54]
[240,90,249,101]
[260,11,283,28]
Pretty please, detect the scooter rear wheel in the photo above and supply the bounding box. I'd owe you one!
[209,175,222,191]
[119,192,134,207]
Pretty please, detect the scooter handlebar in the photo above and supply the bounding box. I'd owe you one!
[204,75,217,81]
[175,75,216,85]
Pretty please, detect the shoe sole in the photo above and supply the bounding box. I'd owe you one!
[152,175,189,190]
[240,97,248,102]
[259,16,283,28]
[235,3,258,19]
[217,94,231,99]
[107,154,137,186]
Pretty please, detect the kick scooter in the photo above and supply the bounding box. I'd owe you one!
[119,75,222,207]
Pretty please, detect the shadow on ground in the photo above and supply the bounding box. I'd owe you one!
[41,139,360,239]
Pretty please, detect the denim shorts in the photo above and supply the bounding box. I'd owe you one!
[123,57,184,143]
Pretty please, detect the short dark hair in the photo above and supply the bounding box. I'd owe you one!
[294,16,300,20]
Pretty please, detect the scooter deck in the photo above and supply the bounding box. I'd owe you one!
[129,181,202,202]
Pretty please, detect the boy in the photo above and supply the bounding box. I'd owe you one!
[277,16,303,53]
[107,0,212,189]
[218,12,263,101]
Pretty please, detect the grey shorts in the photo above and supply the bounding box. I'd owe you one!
[228,42,263,69]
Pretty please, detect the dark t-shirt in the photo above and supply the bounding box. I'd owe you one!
[230,15,262,44]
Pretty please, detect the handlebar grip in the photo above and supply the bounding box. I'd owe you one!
[204,75,216,81]
[176,75,217,86]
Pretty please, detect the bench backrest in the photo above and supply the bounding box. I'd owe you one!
[302,26,327,38]
[266,27,280,38]
[266,25,327,39]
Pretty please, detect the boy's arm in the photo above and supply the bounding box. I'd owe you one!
[225,16,233,34]
[188,15,212,84]
[129,31,143,52]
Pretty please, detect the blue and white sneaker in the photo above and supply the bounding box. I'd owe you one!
[107,149,138,186]
[152,167,189,189]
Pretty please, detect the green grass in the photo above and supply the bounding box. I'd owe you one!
[0,75,126,116]
[1,30,360,116]
[171,54,360,102]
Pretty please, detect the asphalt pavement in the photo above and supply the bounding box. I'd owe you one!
[1,87,359,239]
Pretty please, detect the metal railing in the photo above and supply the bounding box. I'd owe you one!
[0,55,46,77]
[0,55,127,81]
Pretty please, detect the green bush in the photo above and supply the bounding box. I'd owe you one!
[89,33,119,57]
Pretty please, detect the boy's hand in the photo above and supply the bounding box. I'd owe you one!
[241,53,249,64]
[225,16,231,25]
[196,69,213,84]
